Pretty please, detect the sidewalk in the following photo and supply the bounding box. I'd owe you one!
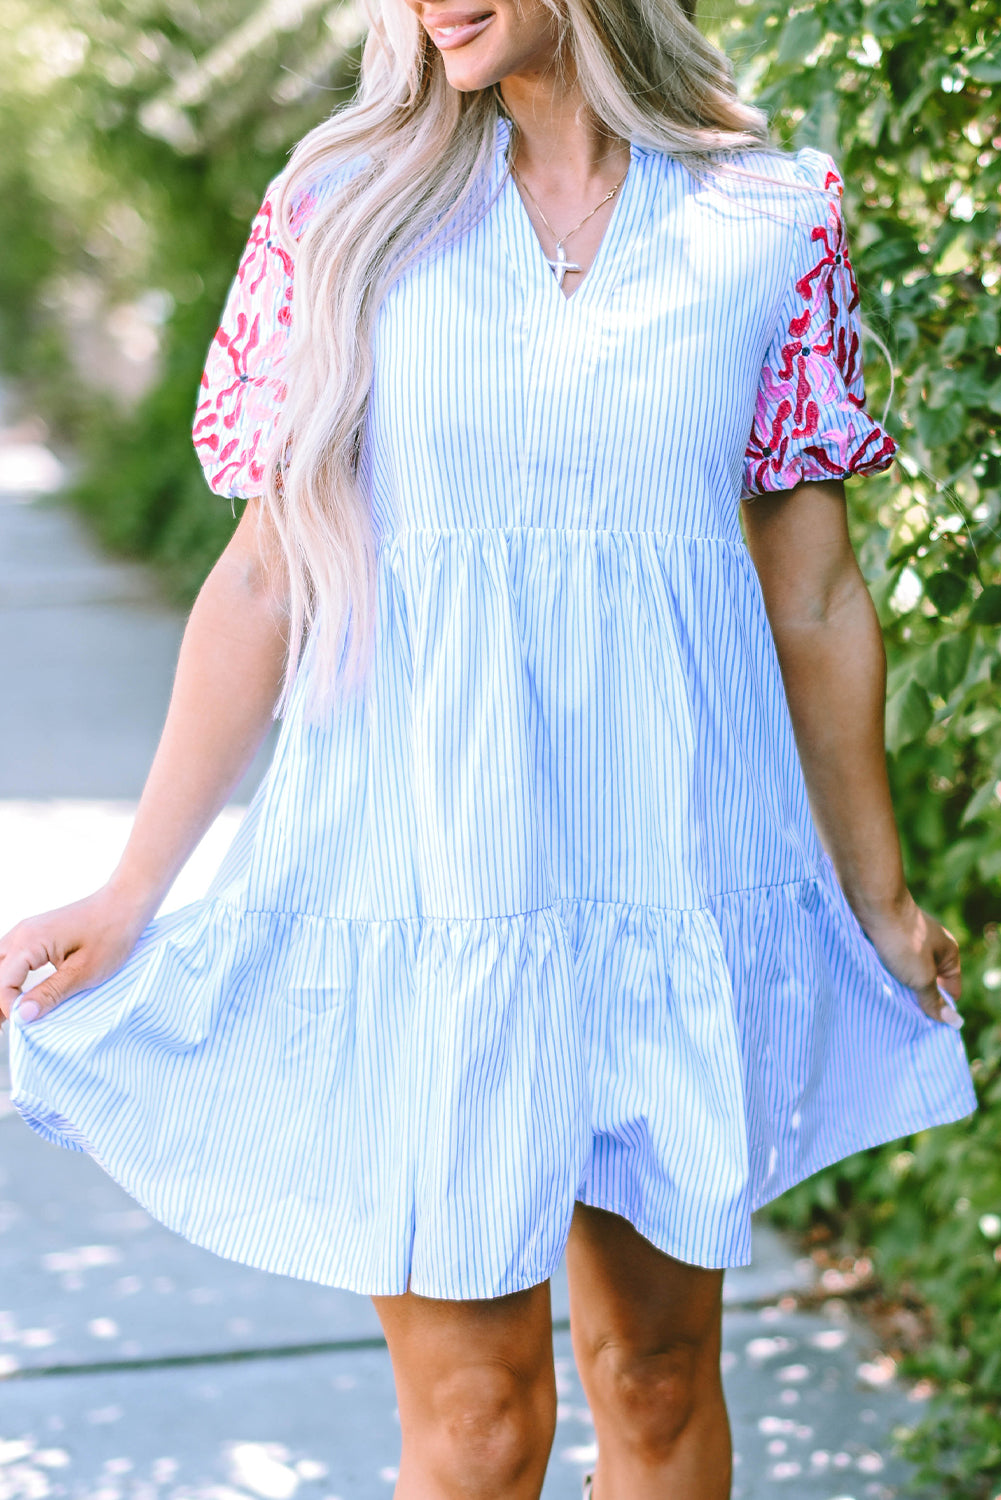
[0,429,927,1499]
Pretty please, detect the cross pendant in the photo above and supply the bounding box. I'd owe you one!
[545,241,582,288]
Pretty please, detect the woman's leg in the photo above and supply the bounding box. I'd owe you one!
[566,1204,731,1500]
[372,1282,557,1500]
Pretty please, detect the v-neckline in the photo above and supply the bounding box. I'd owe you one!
[494,115,651,311]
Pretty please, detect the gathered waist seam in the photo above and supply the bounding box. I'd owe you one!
[381,525,746,544]
[205,875,826,927]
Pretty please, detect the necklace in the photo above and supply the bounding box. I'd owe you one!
[509,157,629,289]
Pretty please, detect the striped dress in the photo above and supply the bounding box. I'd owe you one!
[10,114,977,1299]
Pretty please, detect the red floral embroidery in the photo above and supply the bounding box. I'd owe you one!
[193,184,315,498]
[743,157,897,497]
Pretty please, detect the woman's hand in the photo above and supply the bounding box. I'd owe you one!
[0,500,289,1037]
[743,480,963,1036]
[0,885,152,1028]
[853,891,963,1028]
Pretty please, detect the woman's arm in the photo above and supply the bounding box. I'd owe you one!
[741,477,961,1027]
[0,497,289,1026]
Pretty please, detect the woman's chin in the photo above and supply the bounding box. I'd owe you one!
[440,58,505,91]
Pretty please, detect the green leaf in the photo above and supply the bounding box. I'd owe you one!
[939,837,984,887]
[776,10,825,65]
[886,679,934,751]
[933,633,973,695]
[892,314,920,357]
[969,303,1000,350]
[924,571,968,615]
[868,0,920,36]
[926,370,960,410]
[969,585,1001,625]
[966,43,1001,84]
[978,845,1001,882]
[915,403,966,449]
[962,777,1001,827]
[939,325,967,361]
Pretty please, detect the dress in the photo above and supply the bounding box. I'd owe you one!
[9,115,977,1300]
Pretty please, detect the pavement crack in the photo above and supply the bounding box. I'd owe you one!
[1,1319,576,1382]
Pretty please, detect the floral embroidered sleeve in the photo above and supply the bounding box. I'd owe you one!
[192,180,303,500]
[741,149,897,499]
[193,158,371,498]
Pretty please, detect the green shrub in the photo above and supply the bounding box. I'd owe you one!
[0,0,359,576]
[71,294,244,601]
[721,0,1001,1490]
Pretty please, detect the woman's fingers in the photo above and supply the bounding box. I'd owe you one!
[0,891,148,1030]
[12,953,91,1023]
[933,924,962,1003]
[911,973,963,1029]
[921,921,963,1027]
[0,931,55,1022]
[860,900,964,1029]
[0,919,84,1026]
[926,921,963,1028]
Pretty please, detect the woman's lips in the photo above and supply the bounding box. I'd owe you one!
[428,13,494,48]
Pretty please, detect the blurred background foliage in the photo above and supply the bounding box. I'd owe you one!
[0,0,364,587]
[0,0,998,1490]
[727,3,1001,1493]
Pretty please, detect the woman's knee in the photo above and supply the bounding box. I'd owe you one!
[426,1359,556,1490]
[588,1338,712,1460]
[566,1205,727,1465]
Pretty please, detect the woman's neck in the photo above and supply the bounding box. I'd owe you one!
[498,73,628,183]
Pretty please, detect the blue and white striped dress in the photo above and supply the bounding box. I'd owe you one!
[10,115,977,1299]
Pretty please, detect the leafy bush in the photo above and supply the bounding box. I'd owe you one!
[0,0,360,586]
[71,258,250,601]
[720,0,1001,1490]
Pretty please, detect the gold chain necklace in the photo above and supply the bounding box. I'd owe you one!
[509,159,629,289]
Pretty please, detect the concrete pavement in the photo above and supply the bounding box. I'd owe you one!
[0,413,931,1498]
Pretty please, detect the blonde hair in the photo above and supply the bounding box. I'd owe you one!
[265,0,773,718]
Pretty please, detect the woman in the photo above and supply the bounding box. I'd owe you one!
[0,0,976,1493]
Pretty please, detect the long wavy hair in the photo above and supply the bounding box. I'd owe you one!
[264,0,773,719]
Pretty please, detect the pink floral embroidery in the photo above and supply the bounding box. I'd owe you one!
[193,186,314,497]
[743,160,897,496]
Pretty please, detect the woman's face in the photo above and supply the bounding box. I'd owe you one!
[407,0,564,92]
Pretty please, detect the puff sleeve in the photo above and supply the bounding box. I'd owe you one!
[192,181,303,500]
[741,149,897,499]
